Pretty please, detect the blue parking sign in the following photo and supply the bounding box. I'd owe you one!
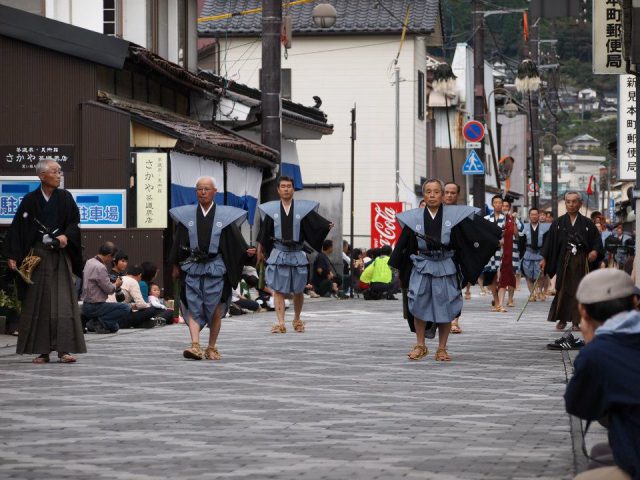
[68,190,127,228]
[0,177,41,224]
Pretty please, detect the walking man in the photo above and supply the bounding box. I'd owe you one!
[169,176,254,360]
[4,158,86,363]
[389,179,501,361]
[443,182,465,333]
[541,191,603,331]
[257,176,332,334]
[483,195,506,311]
[522,208,549,301]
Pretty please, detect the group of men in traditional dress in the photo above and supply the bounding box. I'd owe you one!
[3,159,608,365]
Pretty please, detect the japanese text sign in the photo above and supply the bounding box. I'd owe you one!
[0,145,74,171]
[619,74,636,181]
[69,190,126,228]
[592,0,626,75]
[0,177,41,224]
[135,152,167,229]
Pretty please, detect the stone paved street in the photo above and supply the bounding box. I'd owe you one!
[0,287,579,480]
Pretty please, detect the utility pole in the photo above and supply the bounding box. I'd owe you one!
[350,105,356,298]
[545,33,560,217]
[472,0,486,211]
[261,0,282,201]
[529,21,540,209]
[395,66,400,202]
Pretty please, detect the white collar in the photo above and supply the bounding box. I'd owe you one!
[200,203,214,216]
[427,207,439,219]
[531,223,538,230]
[40,187,51,202]
[281,201,292,215]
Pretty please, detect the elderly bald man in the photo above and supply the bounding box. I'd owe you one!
[169,176,255,360]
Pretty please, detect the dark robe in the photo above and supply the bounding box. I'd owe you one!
[168,206,251,308]
[542,213,603,326]
[5,188,82,278]
[390,210,502,332]
[280,202,294,241]
[4,188,85,354]
[256,203,332,257]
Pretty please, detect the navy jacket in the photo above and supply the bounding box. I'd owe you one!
[564,310,640,479]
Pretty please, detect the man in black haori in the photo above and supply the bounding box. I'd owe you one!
[4,159,85,363]
[541,191,603,331]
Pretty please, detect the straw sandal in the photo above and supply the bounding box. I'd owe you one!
[407,344,428,360]
[435,348,452,362]
[271,323,286,334]
[183,342,204,360]
[451,323,463,334]
[204,345,221,360]
[58,353,76,364]
[32,354,50,364]
[507,300,515,307]
[292,319,305,333]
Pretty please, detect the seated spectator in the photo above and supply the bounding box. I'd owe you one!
[565,269,640,480]
[149,282,176,322]
[139,261,158,302]
[229,281,262,315]
[81,243,130,333]
[311,239,341,297]
[359,245,396,300]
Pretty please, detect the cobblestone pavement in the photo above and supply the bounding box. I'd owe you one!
[0,286,577,480]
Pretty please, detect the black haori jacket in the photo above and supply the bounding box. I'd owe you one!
[4,188,83,277]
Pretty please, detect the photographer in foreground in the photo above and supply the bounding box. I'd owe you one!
[565,269,640,480]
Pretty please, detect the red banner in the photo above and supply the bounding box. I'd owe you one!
[370,202,403,249]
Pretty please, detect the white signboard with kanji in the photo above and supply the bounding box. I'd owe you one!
[135,152,168,228]
[619,74,636,181]
[592,0,626,75]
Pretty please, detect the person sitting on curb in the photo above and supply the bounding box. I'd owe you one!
[565,268,640,480]
[359,245,397,300]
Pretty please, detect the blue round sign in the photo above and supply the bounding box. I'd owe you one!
[463,120,485,143]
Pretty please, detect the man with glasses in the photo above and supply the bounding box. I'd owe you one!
[4,158,86,364]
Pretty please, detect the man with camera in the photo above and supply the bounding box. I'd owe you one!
[565,269,640,480]
[106,252,160,329]
[4,158,86,364]
[81,243,130,333]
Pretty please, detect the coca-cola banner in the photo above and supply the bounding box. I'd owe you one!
[370,202,403,249]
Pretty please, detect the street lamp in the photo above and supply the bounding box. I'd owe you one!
[312,3,337,28]
[432,63,458,183]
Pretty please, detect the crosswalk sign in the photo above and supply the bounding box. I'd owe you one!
[462,150,485,175]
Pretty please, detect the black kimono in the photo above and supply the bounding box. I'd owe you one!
[4,188,85,355]
[542,213,603,327]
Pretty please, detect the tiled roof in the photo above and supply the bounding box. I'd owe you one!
[198,0,440,36]
[96,92,278,165]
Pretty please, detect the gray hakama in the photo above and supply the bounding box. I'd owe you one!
[169,205,247,328]
[259,200,319,294]
[17,244,86,355]
[397,205,478,324]
[521,223,550,281]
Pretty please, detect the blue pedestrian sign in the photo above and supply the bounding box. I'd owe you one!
[462,150,485,175]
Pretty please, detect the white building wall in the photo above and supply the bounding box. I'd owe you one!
[123,0,148,47]
[413,36,427,193]
[46,0,102,33]
[220,35,419,247]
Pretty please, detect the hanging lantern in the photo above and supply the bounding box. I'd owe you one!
[515,59,541,93]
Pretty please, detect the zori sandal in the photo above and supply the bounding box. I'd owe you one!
[407,344,428,360]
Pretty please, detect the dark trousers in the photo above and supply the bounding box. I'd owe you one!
[82,302,130,333]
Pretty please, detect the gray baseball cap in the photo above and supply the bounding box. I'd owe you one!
[576,269,636,305]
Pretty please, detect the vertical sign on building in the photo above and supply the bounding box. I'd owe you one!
[593,0,626,74]
[136,152,168,228]
[370,202,402,249]
[619,75,636,181]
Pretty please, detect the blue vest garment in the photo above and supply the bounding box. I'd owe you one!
[524,222,550,248]
[258,199,318,242]
[396,205,478,250]
[169,204,247,255]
